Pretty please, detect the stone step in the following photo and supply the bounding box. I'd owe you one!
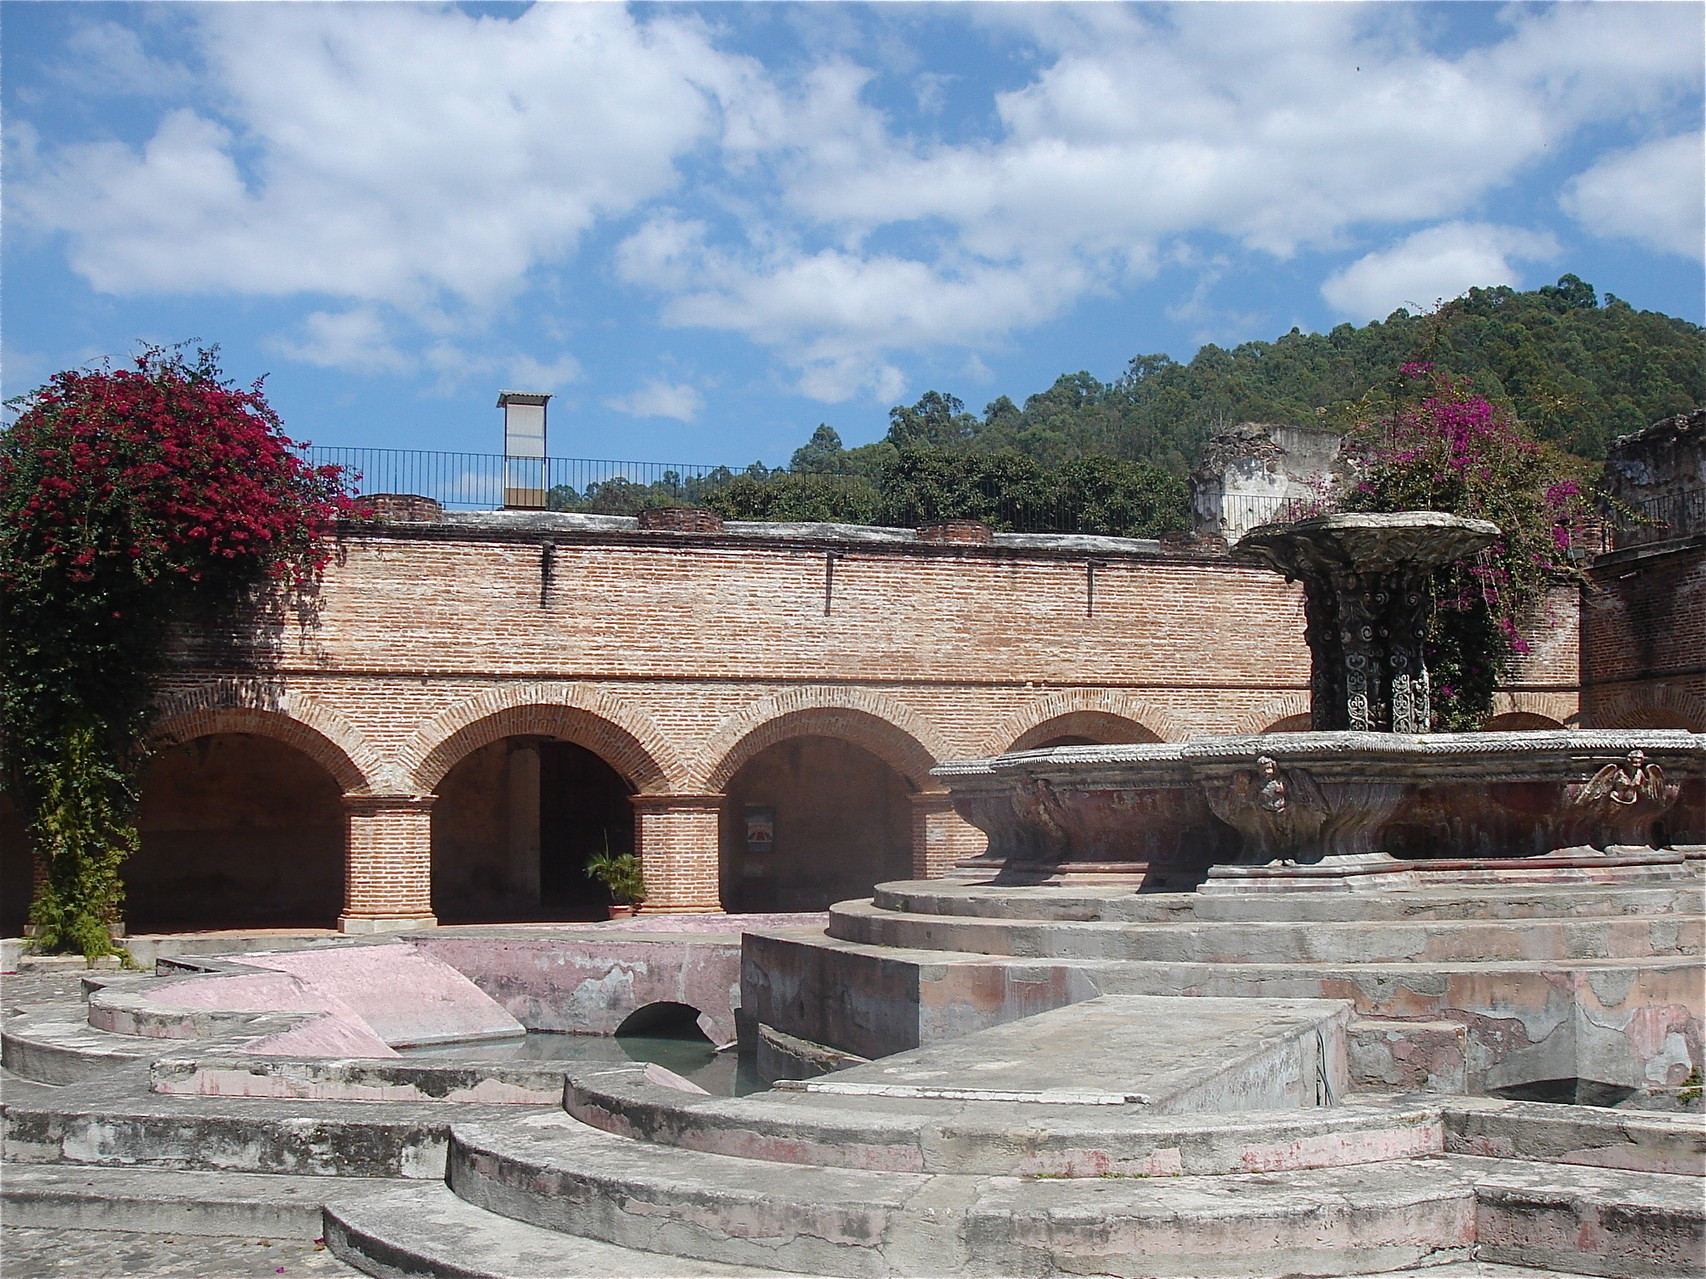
[1466,1155,1706,1278]
[2,1067,547,1179]
[0,1163,397,1237]
[744,925,1701,1086]
[2,1001,163,1084]
[878,879,1706,925]
[323,1181,798,1279]
[829,898,1704,963]
[447,1112,1484,1277]
[337,1167,1630,1279]
[567,1060,1445,1176]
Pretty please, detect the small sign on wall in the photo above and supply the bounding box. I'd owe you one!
[744,805,775,854]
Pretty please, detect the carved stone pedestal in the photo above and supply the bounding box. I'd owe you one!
[1235,512,1498,733]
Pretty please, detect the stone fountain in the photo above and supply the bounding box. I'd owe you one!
[938,512,1704,891]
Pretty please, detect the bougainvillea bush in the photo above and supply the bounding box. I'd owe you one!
[1337,364,1598,730]
[0,346,358,958]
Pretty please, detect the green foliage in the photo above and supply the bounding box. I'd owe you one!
[848,277,1700,480]
[0,345,356,958]
[1337,366,1598,729]
[877,445,1188,537]
[584,846,647,905]
[705,472,883,524]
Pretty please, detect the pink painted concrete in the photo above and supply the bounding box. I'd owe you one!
[240,943,524,1046]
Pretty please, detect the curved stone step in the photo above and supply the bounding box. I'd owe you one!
[325,1174,1610,1279]
[2,1066,545,1178]
[1,1163,396,1237]
[2,1002,163,1084]
[875,880,1706,925]
[324,1181,795,1279]
[829,899,1704,964]
[447,1112,1483,1277]
[566,1060,1445,1176]
[1465,1155,1706,1278]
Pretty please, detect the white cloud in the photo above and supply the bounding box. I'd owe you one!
[1320,222,1560,322]
[59,21,194,97]
[606,379,704,423]
[9,3,1701,401]
[505,354,584,392]
[270,306,410,374]
[1562,132,1706,262]
[13,5,730,308]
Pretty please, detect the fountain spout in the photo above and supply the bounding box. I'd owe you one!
[1234,512,1498,733]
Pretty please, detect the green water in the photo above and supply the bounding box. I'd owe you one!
[398,1031,765,1095]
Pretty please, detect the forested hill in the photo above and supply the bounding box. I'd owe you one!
[837,275,1704,476]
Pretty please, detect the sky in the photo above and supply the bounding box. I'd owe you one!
[4,1,1703,469]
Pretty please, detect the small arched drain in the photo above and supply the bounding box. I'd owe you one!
[615,1001,713,1042]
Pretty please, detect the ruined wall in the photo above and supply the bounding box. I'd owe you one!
[1584,410,1706,730]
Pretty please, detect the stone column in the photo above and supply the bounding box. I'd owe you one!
[910,792,984,879]
[340,795,438,933]
[506,742,542,907]
[1236,512,1498,733]
[631,794,725,914]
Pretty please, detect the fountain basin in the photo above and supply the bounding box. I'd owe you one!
[936,729,1705,888]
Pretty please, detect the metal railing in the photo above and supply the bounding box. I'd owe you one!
[1609,490,1706,549]
[303,447,741,513]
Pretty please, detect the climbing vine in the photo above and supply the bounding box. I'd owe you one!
[1337,364,1598,730]
[0,346,359,958]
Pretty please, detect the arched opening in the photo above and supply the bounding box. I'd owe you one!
[1258,713,1315,734]
[432,736,635,924]
[719,735,913,912]
[616,1001,711,1041]
[128,733,344,931]
[1008,711,1160,753]
[1483,712,1565,732]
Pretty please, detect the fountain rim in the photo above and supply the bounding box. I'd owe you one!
[932,727,1705,784]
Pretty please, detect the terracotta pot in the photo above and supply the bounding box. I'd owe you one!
[607,904,637,920]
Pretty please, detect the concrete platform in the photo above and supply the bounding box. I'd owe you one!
[782,993,1348,1112]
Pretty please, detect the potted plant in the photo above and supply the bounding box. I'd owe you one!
[585,844,647,919]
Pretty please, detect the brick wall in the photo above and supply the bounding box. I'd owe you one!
[1582,539,1706,729]
[9,516,1597,930]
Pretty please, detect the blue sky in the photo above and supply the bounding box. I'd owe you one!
[5,2,1702,468]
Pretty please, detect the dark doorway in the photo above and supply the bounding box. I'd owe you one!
[720,735,912,912]
[433,736,633,923]
[128,733,345,931]
[540,740,634,915]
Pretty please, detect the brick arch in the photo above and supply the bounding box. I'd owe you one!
[1484,711,1566,731]
[149,682,383,794]
[983,690,1187,756]
[1008,711,1161,752]
[697,690,949,794]
[1491,690,1581,728]
[1584,688,1706,732]
[1229,694,1313,737]
[405,683,684,794]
